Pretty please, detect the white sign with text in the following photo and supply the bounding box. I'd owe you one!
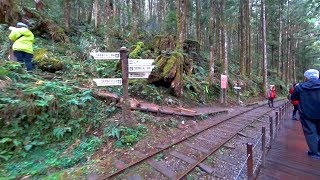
[90,52,120,60]
[93,78,122,86]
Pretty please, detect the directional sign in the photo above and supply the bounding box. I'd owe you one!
[128,59,154,66]
[93,78,122,86]
[129,72,151,79]
[129,65,155,73]
[221,75,228,89]
[90,52,120,60]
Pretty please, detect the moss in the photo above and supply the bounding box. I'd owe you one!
[129,41,145,58]
[162,51,183,78]
[33,49,64,73]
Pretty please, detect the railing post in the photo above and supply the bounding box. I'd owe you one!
[262,127,266,167]
[269,116,273,147]
[275,111,279,136]
[247,143,254,180]
[279,106,282,121]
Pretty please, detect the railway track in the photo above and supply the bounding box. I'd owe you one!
[100,100,288,179]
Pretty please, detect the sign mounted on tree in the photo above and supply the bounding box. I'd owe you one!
[221,75,228,89]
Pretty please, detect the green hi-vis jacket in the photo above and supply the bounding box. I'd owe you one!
[9,27,35,54]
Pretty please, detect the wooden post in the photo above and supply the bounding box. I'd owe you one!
[247,143,254,180]
[262,127,266,167]
[275,111,279,136]
[278,107,282,125]
[269,116,273,146]
[119,47,131,124]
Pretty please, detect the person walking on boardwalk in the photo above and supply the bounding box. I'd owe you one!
[267,85,276,108]
[291,69,320,159]
[289,83,299,120]
[8,22,35,71]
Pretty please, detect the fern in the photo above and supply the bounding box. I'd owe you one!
[53,127,72,140]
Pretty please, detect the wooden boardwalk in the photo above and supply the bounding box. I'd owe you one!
[257,117,320,180]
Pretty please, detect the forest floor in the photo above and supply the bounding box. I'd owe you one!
[54,96,268,179]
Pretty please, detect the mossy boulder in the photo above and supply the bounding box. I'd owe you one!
[33,49,64,73]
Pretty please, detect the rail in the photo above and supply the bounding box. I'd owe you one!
[234,102,290,180]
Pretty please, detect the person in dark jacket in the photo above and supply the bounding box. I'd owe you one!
[289,83,299,120]
[291,69,320,159]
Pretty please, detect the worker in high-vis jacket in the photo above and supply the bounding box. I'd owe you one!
[8,22,35,71]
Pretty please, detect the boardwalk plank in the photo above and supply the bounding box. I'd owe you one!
[257,116,320,180]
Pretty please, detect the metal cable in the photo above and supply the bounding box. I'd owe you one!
[234,154,251,180]
[253,134,263,149]
[253,152,263,174]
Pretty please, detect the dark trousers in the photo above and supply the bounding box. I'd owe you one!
[268,98,274,107]
[14,50,33,71]
[293,105,298,117]
[299,116,320,154]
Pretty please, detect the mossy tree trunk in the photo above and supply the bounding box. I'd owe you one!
[149,36,202,97]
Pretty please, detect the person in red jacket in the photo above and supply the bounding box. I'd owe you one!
[289,83,299,120]
[267,85,276,108]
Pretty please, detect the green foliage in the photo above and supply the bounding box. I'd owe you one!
[0,136,102,178]
[53,127,72,140]
[105,125,147,148]
[134,111,154,123]
[129,82,166,103]
[0,67,113,161]
[129,42,145,58]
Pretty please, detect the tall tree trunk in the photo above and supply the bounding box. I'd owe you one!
[195,0,201,42]
[93,0,99,30]
[285,0,290,85]
[239,0,245,76]
[176,0,187,50]
[208,0,216,87]
[245,0,252,77]
[131,0,138,38]
[104,0,113,25]
[63,0,71,32]
[277,2,283,78]
[293,39,298,83]
[261,0,268,96]
[220,0,228,75]
[87,0,93,24]
[148,0,153,19]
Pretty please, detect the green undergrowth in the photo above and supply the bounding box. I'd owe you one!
[0,136,102,179]
[104,124,148,148]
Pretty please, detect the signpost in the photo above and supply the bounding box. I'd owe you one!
[119,47,131,123]
[90,49,155,124]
